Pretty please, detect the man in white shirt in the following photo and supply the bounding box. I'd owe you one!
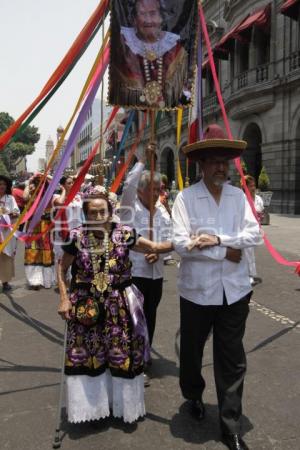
[172,124,262,450]
[120,145,172,354]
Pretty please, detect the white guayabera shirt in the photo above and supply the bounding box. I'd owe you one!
[172,180,262,305]
[120,162,172,279]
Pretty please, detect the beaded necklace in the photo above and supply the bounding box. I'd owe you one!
[140,41,165,108]
[88,230,112,300]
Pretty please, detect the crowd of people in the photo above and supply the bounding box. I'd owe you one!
[0,124,265,450]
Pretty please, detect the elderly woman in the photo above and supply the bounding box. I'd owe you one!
[0,175,20,291]
[57,188,172,424]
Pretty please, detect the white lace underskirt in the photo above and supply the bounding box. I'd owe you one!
[67,370,145,424]
[25,265,56,288]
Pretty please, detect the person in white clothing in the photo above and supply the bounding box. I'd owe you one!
[120,144,173,354]
[0,175,20,291]
[52,175,83,264]
[243,175,264,286]
[172,124,262,450]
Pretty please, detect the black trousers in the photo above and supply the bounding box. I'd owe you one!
[180,293,251,434]
[132,277,163,346]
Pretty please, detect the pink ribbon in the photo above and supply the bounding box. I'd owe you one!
[199,4,300,274]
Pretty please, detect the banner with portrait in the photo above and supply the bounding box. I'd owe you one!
[109,0,198,110]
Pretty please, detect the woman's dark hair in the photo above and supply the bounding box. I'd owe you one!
[82,193,113,218]
[0,175,12,195]
[60,175,73,186]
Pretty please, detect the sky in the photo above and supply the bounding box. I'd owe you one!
[0,0,109,171]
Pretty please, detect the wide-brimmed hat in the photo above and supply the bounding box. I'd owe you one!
[183,124,247,161]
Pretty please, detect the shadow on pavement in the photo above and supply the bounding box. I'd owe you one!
[0,292,63,345]
[169,402,253,446]
[149,348,179,379]
[60,407,142,443]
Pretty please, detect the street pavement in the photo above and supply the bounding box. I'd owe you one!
[0,214,299,450]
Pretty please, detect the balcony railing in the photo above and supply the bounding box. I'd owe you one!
[289,51,300,72]
[256,64,269,83]
[203,93,217,109]
[235,63,270,91]
[237,72,248,89]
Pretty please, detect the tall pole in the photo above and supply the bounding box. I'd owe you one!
[149,110,156,241]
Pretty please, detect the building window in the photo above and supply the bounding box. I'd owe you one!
[254,27,270,66]
[237,40,249,73]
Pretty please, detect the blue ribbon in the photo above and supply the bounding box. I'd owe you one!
[108,110,136,185]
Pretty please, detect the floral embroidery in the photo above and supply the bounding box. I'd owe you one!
[64,224,145,378]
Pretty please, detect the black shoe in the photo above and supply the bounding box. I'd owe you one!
[189,399,205,421]
[143,373,151,387]
[28,285,41,291]
[2,282,12,291]
[222,434,249,450]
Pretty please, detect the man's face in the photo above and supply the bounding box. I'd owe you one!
[134,0,163,43]
[138,181,161,209]
[201,156,230,187]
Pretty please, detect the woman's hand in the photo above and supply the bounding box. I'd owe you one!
[58,299,72,320]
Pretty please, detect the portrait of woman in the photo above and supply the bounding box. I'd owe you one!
[109,0,198,109]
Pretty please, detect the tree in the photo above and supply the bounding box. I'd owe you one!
[0,158,9,177]
[258,166,270,191]
[0,112,40,175]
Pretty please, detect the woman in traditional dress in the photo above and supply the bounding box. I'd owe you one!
[243,175,264,286]
[52,175,82,264]
[57,189,172,423]
[0,175,20,291]
[23,175,55,290]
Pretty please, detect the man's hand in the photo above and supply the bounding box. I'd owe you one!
[145,253,159,264]
[142,142,157,165]
[188,234,219,250]
[225,248,242,263]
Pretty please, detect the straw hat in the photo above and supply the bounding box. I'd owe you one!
[183,124,247,161]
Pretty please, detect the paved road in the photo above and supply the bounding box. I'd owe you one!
[0,214,299,450]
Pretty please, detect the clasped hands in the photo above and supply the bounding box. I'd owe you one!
[188,233,242,263]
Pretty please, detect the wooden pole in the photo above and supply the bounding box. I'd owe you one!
[149,110,156,241]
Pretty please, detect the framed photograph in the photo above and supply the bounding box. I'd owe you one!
[109,0,198,110]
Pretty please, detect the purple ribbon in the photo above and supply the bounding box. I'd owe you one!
[28,54,109,232]
[125,285,151,363]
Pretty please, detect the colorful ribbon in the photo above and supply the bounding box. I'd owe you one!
[28,45,110,233]
[199,4,300,273]
[0,0,109,150]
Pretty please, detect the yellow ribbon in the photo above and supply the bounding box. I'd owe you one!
[0,32,110,253]
[177,107,184,191]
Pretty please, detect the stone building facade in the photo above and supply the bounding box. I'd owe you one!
[124,0,300,214]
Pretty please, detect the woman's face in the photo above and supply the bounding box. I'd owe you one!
[134,0,163,43]
[63,177,74,192]
[29,182,36,194]
[86,198,111,226]
[0,180,7,196]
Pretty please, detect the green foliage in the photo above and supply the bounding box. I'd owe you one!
[0,112,40,175]
[0,158,9,177]
[258,166,270,191]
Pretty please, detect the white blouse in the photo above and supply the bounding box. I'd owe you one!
[0,194,20,257]
[172,180,262,306]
